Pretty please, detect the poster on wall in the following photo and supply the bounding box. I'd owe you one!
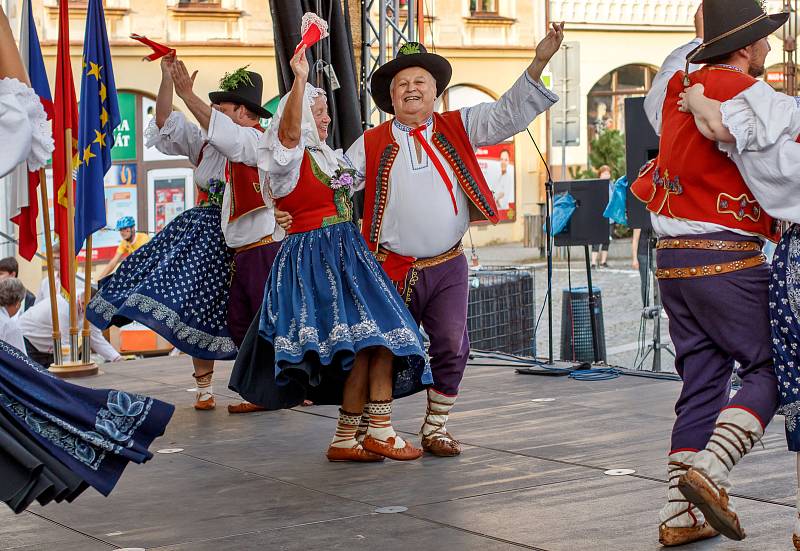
[142,96,187,162]
[153,177,186,232]
[111,92,137,162]
[77,164,138,262]
[475,142,516,222]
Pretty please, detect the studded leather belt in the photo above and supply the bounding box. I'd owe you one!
[655,254,766,279]
[656,238,762,252]
[234,235,275,254]
[374,244,464,270]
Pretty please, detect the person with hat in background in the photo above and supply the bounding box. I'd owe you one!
[636,1,788,545]
[278,24,564,457]
[87,54,279,414]
[97,216,150,280]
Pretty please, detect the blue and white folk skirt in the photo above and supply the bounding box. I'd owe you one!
[0,340,174,512]
[86,206,236,360]
[229,221,431,409]
[771,224,800,451]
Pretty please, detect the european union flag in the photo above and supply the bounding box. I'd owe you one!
[75,0,121,253]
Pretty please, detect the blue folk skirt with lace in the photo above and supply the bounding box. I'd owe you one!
[86,204,236,360]
[0,340,174,513]
[229,220,432,409]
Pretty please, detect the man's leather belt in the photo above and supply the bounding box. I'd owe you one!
[374,244,464,270]
[234,235,275,254]
[656,254,766,280]
[656,238,761,252]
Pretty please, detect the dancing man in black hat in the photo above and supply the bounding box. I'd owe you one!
[87,55,282,414]
[636,1,788,545]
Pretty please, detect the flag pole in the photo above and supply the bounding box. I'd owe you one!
[65,127,79,362]
[39,167,62,366]
[81,234,92,363]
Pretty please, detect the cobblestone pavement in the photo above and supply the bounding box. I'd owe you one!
[472,238,676,373]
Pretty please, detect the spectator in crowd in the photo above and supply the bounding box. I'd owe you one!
[591,165,613,268]
[0,257,36,312]
[20,287,122,367]
[98,216,150,279]
[0,278,26,351]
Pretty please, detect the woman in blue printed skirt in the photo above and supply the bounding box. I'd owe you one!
[229,46,431,463]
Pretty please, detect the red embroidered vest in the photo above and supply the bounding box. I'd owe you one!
[227,124,266,222]
[274,150,351,234]
[631,66,780,242]
[360,111,500,252]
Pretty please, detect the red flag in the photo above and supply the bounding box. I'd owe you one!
[130,34,175,61]
[52,0,79,296]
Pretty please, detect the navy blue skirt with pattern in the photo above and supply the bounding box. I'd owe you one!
[771,224,800,451]
[229,221,431,409]
[87,206,236,360]
[0,340,174,513]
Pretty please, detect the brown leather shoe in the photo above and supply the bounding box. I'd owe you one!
[326,445,385,462]
[227,401,266,414]
[658,522,719,546]
[362,435,423,461]
[678,468,745,541]
[194,395,216,411]
[421,432,462,457]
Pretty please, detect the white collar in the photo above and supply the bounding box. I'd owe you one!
[393,115,434,133]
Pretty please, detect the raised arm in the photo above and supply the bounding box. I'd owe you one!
[207,109,260,165]
[278,46,310,149]
[155,54,175,128]
[462,23,563,147]
[170,58,212,131]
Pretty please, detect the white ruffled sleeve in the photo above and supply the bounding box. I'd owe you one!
[719,80,800,154]
[144,110,205,163]
[0,78,53,177]
[257,127,306,199]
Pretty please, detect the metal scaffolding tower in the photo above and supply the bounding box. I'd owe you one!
[360,0,418,127]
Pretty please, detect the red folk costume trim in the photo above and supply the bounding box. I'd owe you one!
[227,124,266,223]
[361,110,500,252]
[630,66,781,242]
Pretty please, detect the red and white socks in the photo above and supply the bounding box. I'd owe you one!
[365,400,407,449]
[330,409,363,449]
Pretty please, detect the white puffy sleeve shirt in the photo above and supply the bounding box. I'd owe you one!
[0,77,54,178]
[344,72,558,258]
[145,110,277,247]
[716,81,800,225]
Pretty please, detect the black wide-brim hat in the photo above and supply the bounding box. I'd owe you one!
[370,42,452,115]
[209,70,271,119]
[689,0,788,64]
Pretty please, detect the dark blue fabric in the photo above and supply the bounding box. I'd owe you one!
[0,340,173,496]
[771,225,800,451]
[87,206,236,360]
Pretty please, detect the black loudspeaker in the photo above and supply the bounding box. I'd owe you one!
[624,96,660,230]
[553,179,611,247]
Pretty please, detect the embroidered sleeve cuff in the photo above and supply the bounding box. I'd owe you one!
[719,102,754,155]
[721,81,800,152]
[144,110,185,148]
[525,72,560,104]
[0,78,54,172]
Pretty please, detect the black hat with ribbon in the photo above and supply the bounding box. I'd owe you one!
[688,0,788,64]
[209,66,271,119]
[370,42,452,115]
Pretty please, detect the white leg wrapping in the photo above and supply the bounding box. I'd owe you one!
[660,451,706,528]
[691,407,764,512]
[420,389,456,439]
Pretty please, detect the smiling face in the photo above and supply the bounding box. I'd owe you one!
[390,66,437,124]
[311,95,331,141]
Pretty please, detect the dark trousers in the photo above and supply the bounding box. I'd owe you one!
[227,241,281,348]
[657,232,778,452]
[23,339,54,369]
[400,254,470,396]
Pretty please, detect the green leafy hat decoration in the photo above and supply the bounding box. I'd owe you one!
[209,67,271,119]
[219,65,254,92]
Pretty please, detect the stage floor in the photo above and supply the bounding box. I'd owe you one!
[1,356,795,551]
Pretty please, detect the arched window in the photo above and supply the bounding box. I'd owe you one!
[437,84,517,222]
[587,64,657,144]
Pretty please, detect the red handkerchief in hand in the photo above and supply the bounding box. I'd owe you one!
[130,34,176,62]
[294,13,329,54]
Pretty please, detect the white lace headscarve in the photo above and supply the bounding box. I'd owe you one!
[260,82,340,172]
